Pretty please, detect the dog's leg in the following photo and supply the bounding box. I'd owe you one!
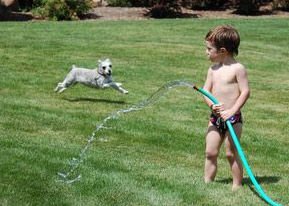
[55,66,78,94]
[54,82,67,93]
[58,87,68,94]
[54,82,66,93]
[108,82,129,94]
[58,81,78,93]
[101,84,111,89]
[54,79,75,94]
[54,83,61,92]
[55,71,78,94]
[115,82,122,87]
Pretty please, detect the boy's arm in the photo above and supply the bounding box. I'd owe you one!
[221,65,250,120]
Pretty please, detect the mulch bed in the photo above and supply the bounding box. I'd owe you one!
[1,5,288,21]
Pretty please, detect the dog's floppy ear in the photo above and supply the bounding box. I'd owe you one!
[105,58,110,62]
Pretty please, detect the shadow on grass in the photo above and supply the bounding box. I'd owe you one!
[217,176,281,185]
[63,97,126,104]
[217,176,281,205]
[245,176,281,205]
[247,184,273,205]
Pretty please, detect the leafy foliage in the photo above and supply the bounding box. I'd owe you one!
[106,0,132,7]
[44,0,92,20]
[273,0,289,11]
[185,0,229,10]
[107,0,153,7]
[0,0,6,11]
[17,0,91,20]
[19,0,43,11]
[146,0,182,18]
[235,0,262,14]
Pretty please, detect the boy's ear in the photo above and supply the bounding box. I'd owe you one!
[219,47,227,53]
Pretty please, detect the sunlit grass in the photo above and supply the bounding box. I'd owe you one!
[0,18,288,205]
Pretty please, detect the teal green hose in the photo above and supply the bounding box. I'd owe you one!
[192,84,283,206]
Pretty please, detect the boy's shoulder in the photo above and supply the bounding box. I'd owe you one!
[231,62,245,69]
[231,63,247,75]
[209,63,221,71]
[208,62,247,77]
[209,62,246,70]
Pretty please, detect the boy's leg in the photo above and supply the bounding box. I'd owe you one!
[205,122,224,183]
[225,123,243,189]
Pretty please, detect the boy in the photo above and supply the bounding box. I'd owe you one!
[202,25,250,190]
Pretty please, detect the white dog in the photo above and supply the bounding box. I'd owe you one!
[54,59,129,94]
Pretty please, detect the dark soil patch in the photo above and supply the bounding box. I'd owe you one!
[0,4,288,21]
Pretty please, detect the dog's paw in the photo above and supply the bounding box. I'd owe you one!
[115,83,122,87]
[54,83,60,92]
[102,84,110,88]
[58,88,67,94]
[123,90,129,94]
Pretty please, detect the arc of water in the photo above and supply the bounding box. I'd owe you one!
[58,80,192,183]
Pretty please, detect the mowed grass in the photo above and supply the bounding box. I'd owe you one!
[0,18,288,206]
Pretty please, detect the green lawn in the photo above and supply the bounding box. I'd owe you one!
[0,18,288,206]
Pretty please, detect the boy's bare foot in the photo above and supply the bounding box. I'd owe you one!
[232,184,242,190]
[204,178,214,183]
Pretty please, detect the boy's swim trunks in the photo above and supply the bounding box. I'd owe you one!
[210,112,243,133]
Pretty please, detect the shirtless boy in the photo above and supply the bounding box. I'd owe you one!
[202,25,250,189]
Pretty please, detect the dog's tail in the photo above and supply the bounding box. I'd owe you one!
[69,65,76,72]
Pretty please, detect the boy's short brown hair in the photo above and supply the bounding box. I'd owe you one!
[205,25,240,56]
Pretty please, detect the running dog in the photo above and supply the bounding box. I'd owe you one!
[54,59,129,94]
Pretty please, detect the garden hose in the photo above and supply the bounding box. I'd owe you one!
[192,84,283,206]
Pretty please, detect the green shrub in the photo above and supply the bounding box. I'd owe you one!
[236,0,261,15]
[32,6,47,18]
[131,0,151,6]
[146,3,181,18]
[107,0,132,7]
[0,1,7,13]
[273,0,289,11]
[187,0,228,10]
[19,0,45,11]
[145,0,182,18]
[38,0,91,20]
[107,0,152,7]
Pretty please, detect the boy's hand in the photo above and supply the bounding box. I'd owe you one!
[220,109,235,121]
[212,103,225,116]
